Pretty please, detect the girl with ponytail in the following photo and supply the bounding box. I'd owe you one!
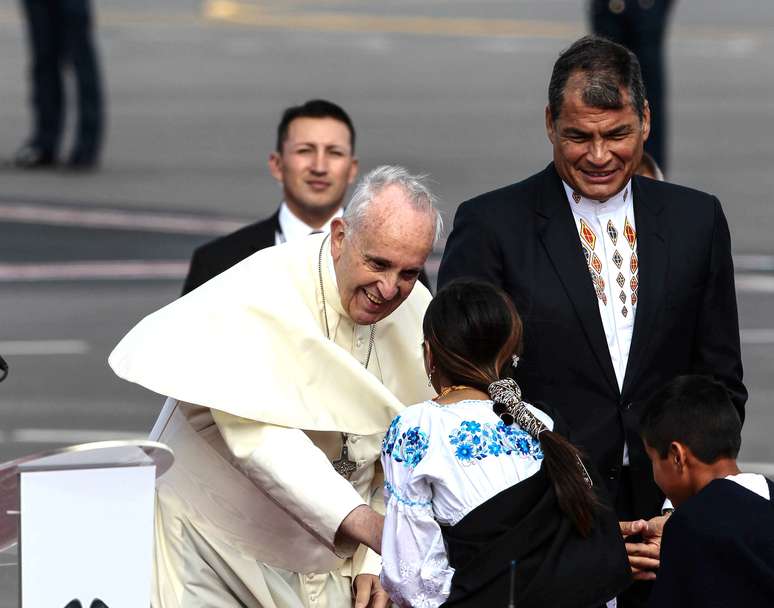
[380,280,631,608]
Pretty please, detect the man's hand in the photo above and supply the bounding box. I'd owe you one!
[336,505,384,554]
[619,514,670,581]
[353,574,390,608]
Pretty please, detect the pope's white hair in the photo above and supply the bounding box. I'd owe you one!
[342,165,443,245]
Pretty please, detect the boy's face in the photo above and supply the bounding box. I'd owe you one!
[644,441,693,507]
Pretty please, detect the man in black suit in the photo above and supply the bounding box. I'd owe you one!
[182,99,359,295]
[438,36,745,605]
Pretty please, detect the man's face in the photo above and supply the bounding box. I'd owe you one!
[546,73,650,202]
[330,185,434,326]
[645,442,691,507]
[268,117,358,222]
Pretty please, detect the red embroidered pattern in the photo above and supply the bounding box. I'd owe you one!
[591,253,603,274]
[624,217,636,250]
[578,219,607,306]
[580,218,596,250]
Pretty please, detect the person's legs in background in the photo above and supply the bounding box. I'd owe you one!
[15,0,64,167]
[61,0,104,169]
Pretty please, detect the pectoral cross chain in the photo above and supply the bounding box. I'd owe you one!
[332,433,358,480]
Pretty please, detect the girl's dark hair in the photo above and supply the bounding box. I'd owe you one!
[424,279,598,537]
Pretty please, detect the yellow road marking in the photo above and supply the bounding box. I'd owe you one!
[203,0,581,39]
[0,2,768,43]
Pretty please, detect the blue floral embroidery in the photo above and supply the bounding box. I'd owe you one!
[384,480,432,508]
[448,420,543,465]
[382,417,429,468]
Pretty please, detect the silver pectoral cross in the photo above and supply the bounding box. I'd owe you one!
[332,433,358,480]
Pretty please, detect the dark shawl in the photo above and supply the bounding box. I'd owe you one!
[440,411,631,608]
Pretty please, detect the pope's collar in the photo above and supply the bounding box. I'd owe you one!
[320,235,349,320]
[561,179,633,215]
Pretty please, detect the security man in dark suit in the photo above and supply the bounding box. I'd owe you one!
[438,36,745,606]
[182,100,359,295]
[14,0,104,170]
[184,99,430,294]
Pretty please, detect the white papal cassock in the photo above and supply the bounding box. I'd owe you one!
[109,233,434,607]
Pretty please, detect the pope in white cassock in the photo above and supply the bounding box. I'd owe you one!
[109,166,442,608]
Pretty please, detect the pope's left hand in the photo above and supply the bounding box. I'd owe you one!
[619,513,670,581]
[353,574,390,608]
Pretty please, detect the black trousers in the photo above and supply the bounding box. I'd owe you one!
[615,466,655,608]
[590,0,674,173]
[20,0,104,159]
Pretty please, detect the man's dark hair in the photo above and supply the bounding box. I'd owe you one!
[548,35,647,123]
[640,375,742,463]
[275,99,356,153]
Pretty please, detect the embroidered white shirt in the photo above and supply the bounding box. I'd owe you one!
[564,181,638,465]
[275,202,343,245]
[380,399,553,608]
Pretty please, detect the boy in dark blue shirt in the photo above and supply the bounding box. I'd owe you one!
[639,375,774,608]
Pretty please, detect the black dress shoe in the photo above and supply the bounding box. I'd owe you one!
[13,143,56,169]
[90,599,109,608]
[65,146,100,172]
[63,600,82,608]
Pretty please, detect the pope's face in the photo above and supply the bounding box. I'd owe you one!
[546,74,650,202]
[330,185,434,326]
[268,117,358,222]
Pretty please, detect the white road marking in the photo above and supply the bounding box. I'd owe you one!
[0,340,90,355]
[736,274,774,293]
[0,201,247,235]
[10,429,146,444]
[741,329,774,345]
[735,254,774,273]
[0,260,189,281]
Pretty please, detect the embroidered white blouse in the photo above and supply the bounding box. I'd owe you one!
[380,399,554,608]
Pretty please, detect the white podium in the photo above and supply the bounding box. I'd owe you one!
[0,440,173,608]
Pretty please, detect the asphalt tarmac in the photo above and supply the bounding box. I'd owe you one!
[1,1,773,604]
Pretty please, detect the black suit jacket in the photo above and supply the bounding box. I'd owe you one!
[182,212,280,295]
[648,478,774,608]
[438,163,747,518]
[183,209,433,296]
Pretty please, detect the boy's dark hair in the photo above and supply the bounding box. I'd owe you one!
[640,375,742,463]
[548,35,647,123]
[276,99,356,152]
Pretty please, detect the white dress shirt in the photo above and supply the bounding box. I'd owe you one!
[563,180,638,464]
[275,201,343,245]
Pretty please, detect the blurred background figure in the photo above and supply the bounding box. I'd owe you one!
[636,151,664,181]
[13,0,105,170]
[182,99,359,295]
[591,0,674,174]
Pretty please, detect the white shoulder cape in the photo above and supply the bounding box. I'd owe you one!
[109,234,433,435]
